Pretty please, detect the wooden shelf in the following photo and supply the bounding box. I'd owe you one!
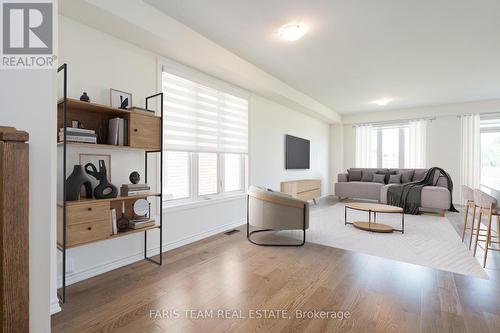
[59,193,161,207]
[57,141,159,152]
[57,98,159,118]
[58,223,160,249]
[109,224,160,239]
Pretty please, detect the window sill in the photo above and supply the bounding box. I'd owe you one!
[162,193,246,213]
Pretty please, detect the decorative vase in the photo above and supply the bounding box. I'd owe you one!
[65,165,93,201]
[85,160,118,199]
[80,92,90,102]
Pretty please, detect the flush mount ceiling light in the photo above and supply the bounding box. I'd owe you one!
[278,23,306,41]
[372,98,394,106]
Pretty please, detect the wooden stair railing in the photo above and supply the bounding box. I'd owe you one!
[0,126,29,332]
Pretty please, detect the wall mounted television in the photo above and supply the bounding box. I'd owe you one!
[285,134,310,169]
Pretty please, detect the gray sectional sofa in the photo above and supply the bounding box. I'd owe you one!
[334,168,451,214]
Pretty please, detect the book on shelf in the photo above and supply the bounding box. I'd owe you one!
[108,117,128,146]
[130,106,155,114]
[121,183,150,190]
[110,208,117,235]
[59,127,95,134]
[128,219,155,230]
[59,135,97,143]
[120,188,151,196]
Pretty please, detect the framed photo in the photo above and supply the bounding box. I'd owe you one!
[110,88,132,110]
[79,153,112,189]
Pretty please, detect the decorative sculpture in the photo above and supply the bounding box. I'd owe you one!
[65,165,93,201]
[84,160,118,199]
[129,171,140,184]
[119,95,129,109]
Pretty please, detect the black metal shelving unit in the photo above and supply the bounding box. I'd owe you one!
[57,64,163,303]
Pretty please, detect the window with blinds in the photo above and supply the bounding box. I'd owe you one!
[162,68,249,204]
[162,71,248,154]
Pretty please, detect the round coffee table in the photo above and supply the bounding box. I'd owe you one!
[344,202,404,233]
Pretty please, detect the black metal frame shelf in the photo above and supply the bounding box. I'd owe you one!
[56,64,164,303]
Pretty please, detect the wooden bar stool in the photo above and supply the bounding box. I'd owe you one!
[461,185,477,249]
[473,189,500,268]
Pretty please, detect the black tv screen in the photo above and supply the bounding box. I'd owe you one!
[285,134,310,169]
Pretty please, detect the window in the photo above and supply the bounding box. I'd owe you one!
[480,118,500,190]
[162,68,248,204]
[370,126,409,168]
[164,151,190,200]
[224,153,244,192]
[198,153,218,196]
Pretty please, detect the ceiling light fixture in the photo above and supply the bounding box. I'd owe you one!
[372,98,394,106]
[278,23,306,41]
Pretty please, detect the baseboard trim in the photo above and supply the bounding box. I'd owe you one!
[57,220,245,288]
[50,297,62,315]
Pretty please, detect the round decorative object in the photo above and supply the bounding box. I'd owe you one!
[133,199,149,216]
[129,171,140,184]
[80,92,90,102]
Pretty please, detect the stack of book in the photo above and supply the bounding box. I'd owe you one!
[108,117,128,146]
[59,127,97,144]
[130,106,155,114]
[128,218,155,230]
[120,183,150,196]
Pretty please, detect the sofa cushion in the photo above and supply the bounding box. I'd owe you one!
[334,181,383,201]
[361,171,374,182]
[389,174,401,184]
[377,170,396,184]
[413,170,427,181]
[400,170,414,183]
[380,185,451,210]
[348,169,362,181]
[421,186,451,210]
[372,174,386,184]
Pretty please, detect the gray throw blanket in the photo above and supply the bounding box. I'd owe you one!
[387,167,458,214]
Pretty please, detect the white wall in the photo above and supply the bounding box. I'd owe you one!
[57,16,331,286]
[340,100,500,203]
[249,95,330,195]
[0,51,56,333]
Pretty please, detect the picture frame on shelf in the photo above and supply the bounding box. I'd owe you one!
[79,153,112,189]
[110,88,132,110]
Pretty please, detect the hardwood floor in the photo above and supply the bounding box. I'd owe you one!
[52,204,500,333]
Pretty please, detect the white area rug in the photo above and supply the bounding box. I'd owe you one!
[286,203,488,279]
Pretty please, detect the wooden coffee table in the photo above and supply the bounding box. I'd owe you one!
[344,202,404,233]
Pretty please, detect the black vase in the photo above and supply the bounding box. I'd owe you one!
[80,92,90,102]
[66,165,93,201]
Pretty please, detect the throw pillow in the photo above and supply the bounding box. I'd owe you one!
[347,169,362,181]
[361,171,373,182]
[376,170,396,184]
[389,174,402,184]
[372,174,386,184]
[413,170,427,182]
[400,170,414,183]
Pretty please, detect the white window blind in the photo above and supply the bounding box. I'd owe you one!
[162,70,248,154]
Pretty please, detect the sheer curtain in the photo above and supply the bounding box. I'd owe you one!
[355,125,372,167]
[460,114,481,198]
[408,119,427,168]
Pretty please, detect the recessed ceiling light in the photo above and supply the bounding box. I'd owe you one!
[278,23,306,41]
[372,98,394,106]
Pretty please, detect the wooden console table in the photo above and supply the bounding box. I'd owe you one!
[280,179,321,204]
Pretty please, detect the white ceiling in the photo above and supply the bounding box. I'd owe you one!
[144,0,500,114]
